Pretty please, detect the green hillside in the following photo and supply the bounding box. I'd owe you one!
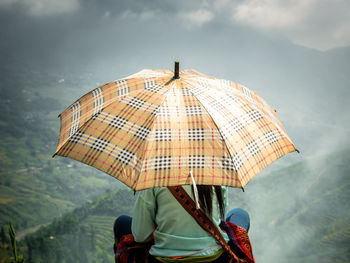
[0,70,119,232]
[0,156,118,231]
[21,188,135,263]
[0,63,125,262]
[0,149,346,263]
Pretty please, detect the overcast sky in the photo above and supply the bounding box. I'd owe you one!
[1,0,350,83]
[1,0,350,51]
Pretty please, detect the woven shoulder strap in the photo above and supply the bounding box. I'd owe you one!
[168,185,239,262]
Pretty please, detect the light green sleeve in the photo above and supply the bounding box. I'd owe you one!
[131,188,157,243]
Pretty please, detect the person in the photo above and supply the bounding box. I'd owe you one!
[114,185,250,262]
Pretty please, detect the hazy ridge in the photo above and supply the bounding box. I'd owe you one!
[1,148,348,262]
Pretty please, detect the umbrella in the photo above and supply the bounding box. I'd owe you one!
[53,62,297,191]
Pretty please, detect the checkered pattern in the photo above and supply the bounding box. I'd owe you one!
[116,148,135,165]
[69,102,81,136]
[154,156,172,170]
[120,96,160,114]
[189,84,205,96]
[55,68,296,190]
[245,110,263,124]
[116,80,129,97]
[91,137,109,152]
[127,97,145,109]
[155,129,172,141]
[264,131,279,145]
[144,79,163,93]
[242,86,257,109]
[134,126,151,140]
[209,100,225,111]
[188,129,205,140]
[246,141,260,157]
[146,129,222,142]
[92,87,104,116]
[156,105,206,116]
[188,156,205,168]
[157,106,176,116]
[109,115,127,129]
[68,131,84,143]
[219,118,244,140]
[186,106,203,116]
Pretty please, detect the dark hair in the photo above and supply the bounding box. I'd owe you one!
[192,185,225,220]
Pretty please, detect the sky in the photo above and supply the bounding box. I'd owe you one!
[1,0,350,51]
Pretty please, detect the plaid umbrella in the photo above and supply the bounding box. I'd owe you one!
[54,62,297,191]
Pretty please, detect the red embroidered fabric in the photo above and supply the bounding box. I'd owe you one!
[220,222,255,263]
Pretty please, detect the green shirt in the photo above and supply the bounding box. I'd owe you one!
[131,186,229,258]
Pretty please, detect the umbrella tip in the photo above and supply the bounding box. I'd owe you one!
[174,61,180,79]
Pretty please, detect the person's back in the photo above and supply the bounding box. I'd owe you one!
[114,185,250,262]
[131,185,229,259]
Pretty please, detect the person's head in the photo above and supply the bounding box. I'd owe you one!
[192,185,225,220]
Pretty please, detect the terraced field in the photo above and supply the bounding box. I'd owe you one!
[81,215,115,249]
[0,153,118,231]
[11,188,135,263]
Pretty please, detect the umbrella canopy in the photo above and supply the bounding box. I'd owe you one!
[54,63,297,191]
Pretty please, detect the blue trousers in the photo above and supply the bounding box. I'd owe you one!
[114,208,250,243]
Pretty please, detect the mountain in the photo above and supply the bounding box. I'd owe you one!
[0,148,347,262]
[0,66,120,231]
[23,188,135,263]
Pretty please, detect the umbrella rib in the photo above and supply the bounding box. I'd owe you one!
[132,78,175,190]
[182,78,235,159]
[182,78,243,189]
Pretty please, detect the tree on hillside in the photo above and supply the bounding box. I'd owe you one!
[25,239,33,263]
[90,225,96,251]
[1,226,9,244]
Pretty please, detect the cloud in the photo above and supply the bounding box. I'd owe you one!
[177,9,214,28]
[102,11,111,19]
[231,0,350,50]
[1,0,349,51]
[0,0,80,16]
[233,0,314,29]
[0,0,11,5]
[117,3,214,29]
[120,9,157,21]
